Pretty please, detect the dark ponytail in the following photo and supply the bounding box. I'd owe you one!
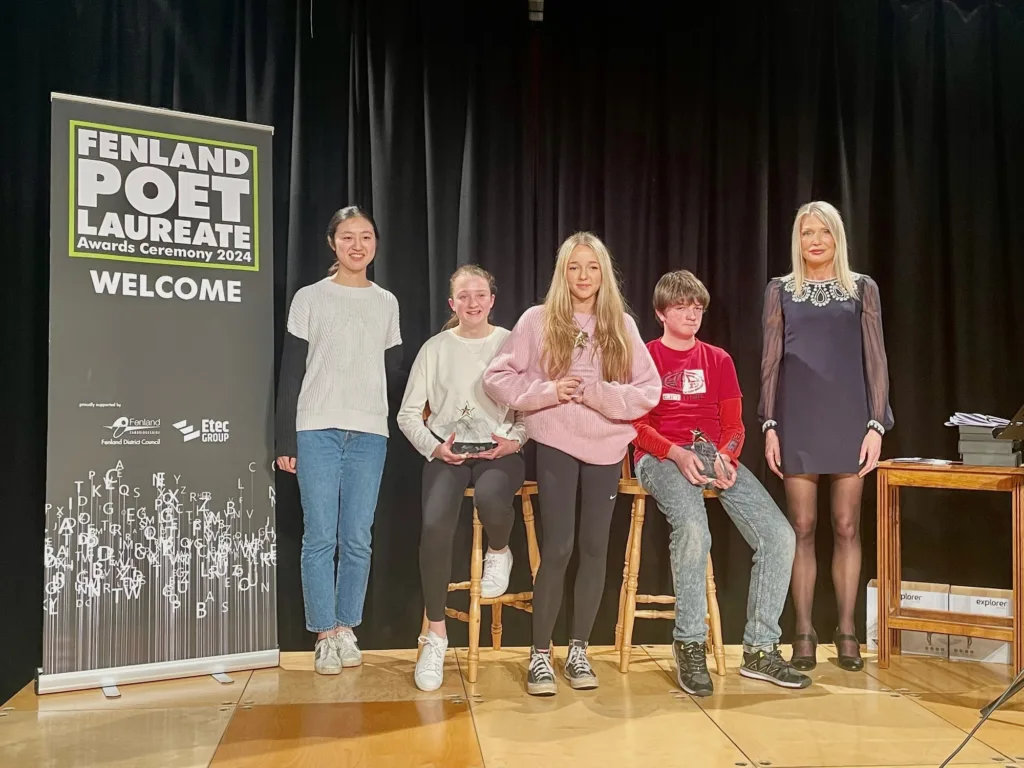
[326,205,379,276]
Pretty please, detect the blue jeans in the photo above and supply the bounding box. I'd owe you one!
[297,429,387,633]
[636,444,795,651]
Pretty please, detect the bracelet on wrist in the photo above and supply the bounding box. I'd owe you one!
[867,420,885,436]
[762,419,778,434]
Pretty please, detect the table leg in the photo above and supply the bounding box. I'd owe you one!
[1014,480,1024,675]
[877,470,891,669]
[890,481,902,656]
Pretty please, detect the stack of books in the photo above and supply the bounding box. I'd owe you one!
[958,426,1021,467]
[946,413,1021,467]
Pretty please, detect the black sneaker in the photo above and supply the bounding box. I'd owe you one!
[563,640,598,690]
[673,641,713,697]
[740,646,812,689]
[527,646,557,696]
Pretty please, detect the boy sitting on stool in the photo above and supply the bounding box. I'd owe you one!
[632,270,810,695]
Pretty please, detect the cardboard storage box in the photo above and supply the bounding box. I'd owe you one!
[867,579,949,658]
[948,586,1012,665]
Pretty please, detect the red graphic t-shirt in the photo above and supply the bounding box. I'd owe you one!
[633,338,745,464]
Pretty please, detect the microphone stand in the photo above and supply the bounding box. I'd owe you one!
[980,670,1024,717]
[940,667,1024,766]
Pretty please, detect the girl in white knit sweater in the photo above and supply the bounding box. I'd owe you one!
[397,265,527,692]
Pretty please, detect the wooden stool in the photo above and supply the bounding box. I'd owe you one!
[614,454,727,675]
[420,482,540,683]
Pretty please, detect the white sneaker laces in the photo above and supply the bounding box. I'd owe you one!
[566,644,593,676]
[418,634,445,675]
[334,630,358,653]
[530,650,554,680]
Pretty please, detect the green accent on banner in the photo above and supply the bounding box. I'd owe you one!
[252,144,260,274]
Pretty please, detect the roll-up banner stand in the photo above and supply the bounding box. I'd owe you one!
[39,94,278,695]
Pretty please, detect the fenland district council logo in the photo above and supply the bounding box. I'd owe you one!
[102,416,161,446]
[174,419,231,444]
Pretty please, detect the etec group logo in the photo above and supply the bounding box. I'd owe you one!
[173,418,231,444]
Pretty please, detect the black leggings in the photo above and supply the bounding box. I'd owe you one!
[420,453,526,622]
[532,443,622,650]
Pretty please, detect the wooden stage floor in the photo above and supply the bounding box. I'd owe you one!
[3,644,1024,767]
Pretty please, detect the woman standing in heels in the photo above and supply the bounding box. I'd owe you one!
[759,201,893,672]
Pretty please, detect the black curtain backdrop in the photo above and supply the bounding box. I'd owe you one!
[2,0,1022,702]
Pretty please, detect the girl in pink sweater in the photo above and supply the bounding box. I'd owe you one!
[483,231,661,695]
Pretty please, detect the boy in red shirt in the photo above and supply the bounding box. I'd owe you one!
[633,271,810,695]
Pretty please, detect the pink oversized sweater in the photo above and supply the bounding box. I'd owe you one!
[482,305,662,465]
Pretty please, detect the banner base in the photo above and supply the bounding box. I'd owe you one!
[35,649,280,695]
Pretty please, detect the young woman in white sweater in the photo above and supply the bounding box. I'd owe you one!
[275,206,402,676]
[397,265,528,691]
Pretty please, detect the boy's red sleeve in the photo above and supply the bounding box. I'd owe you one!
[633,413,675,460]
[717,397,745,462]
[715,351,744,462]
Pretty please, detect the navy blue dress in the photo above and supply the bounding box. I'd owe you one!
[758,275,894,475]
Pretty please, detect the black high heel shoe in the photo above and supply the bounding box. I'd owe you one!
[834,628,864,672]
[789,631,818,671]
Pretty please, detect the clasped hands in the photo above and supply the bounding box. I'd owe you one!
[668,444,737,490]
[555,376,584,404]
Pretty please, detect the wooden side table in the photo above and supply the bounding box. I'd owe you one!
[876,460,1024,672]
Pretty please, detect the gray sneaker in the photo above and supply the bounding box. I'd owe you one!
[314,636,342,675]
[740,646,812,689]
[673,641,713,697]
[334,629,363,668]
[527,647,557,696]
[563,640,598,690]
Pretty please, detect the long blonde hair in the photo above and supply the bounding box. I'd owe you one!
[541,232,633,383]
[786,201,859,298]
[442,264,496,330]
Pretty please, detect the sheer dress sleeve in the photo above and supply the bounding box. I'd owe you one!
[758,280,784,426]
[860,276,894,431]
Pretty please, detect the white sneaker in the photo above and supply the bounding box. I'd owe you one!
[415,632,448,691]
[314,636,342,675]
[480,548,513,599]
[334,629,363,668]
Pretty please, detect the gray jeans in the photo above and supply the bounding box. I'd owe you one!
[636,444,795,651]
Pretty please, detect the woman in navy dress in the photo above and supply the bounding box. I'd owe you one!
[759,201,893,672]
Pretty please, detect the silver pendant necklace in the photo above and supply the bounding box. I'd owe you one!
[573,315,595,350]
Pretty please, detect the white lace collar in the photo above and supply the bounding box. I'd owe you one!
[780,274,861,307]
